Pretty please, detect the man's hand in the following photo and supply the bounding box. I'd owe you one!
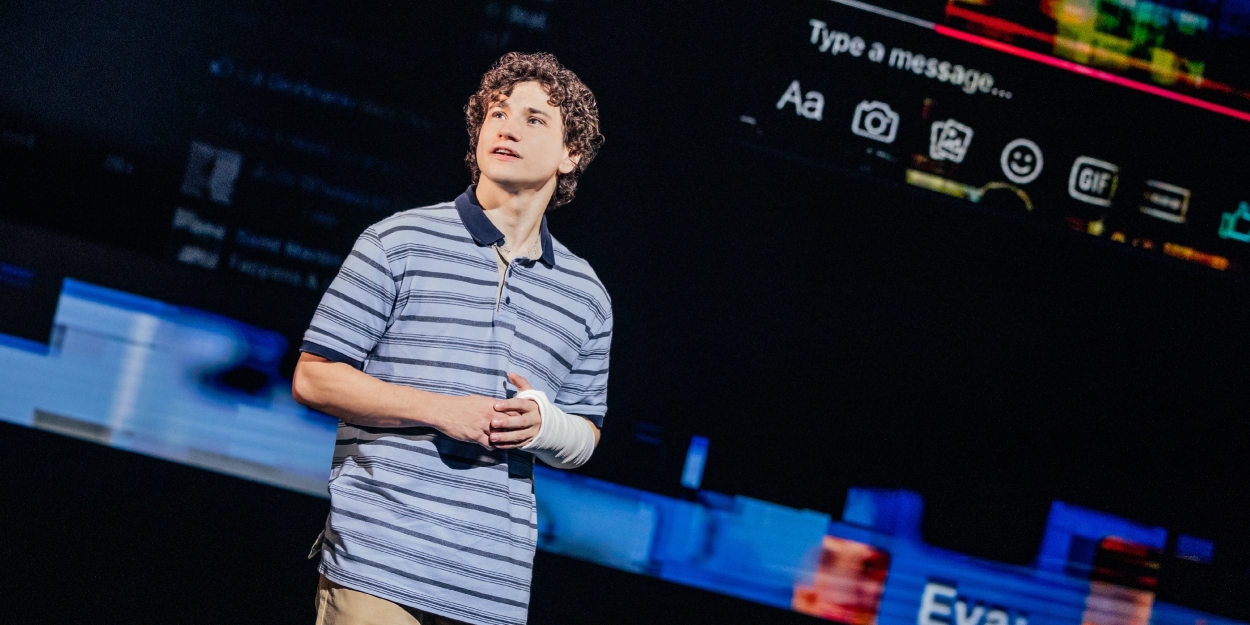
[294,353,506,448]
[432,394,513,449]
[293,354,560,450]
[489,372,542,449]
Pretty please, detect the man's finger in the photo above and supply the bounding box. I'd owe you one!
[508,371,534,391]
[490,415,532,431]
[494,398,537,414]
[490,428,536,445]
[491,441,531,450]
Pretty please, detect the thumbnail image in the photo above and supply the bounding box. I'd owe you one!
[181,141,243,205]
[792,536,891,624]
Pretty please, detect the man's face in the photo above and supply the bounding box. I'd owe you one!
[476,81,577,193]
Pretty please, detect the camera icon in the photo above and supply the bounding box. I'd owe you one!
[851,100,900,144]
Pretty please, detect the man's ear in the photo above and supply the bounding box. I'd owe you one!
[558,149,580,175]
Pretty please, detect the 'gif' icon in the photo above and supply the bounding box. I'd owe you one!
[1068,156,1119,207]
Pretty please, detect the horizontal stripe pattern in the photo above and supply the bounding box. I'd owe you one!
[303,193,612,625]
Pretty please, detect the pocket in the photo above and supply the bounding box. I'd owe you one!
[307,529,325,560]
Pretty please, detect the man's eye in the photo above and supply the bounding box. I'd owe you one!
[528,117,544,125]
[492,111,505,119]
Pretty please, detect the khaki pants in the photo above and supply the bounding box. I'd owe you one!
[315,575,470,625]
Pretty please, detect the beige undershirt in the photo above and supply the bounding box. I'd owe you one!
[493,237,543,308]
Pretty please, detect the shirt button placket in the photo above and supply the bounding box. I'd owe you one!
[496,262,519,372]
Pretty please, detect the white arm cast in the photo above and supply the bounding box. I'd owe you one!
[517,389,597,469]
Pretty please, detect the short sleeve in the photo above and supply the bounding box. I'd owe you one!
[554,312,613,428]
[300,228,397,369]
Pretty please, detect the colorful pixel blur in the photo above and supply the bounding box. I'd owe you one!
[0,279,1241,625]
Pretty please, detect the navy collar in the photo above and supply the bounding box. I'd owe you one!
[454,185,555,267]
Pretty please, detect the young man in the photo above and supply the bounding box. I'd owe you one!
[292,52,610,625]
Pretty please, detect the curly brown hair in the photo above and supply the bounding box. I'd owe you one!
[465,52,604,209]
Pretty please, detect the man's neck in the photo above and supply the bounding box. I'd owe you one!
[475,177,552,261]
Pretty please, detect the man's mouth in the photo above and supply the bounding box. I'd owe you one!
[492,147,520,158]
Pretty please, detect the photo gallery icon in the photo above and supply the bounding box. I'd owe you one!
[929,119,974,163]
[851,101,900,144]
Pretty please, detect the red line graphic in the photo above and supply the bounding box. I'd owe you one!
[933,25,1250,124]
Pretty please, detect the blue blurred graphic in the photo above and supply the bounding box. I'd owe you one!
[0,279,338,495]
[0,279,1241,625]
[680,435,710,489]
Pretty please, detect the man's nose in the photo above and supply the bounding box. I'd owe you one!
[497,117,522,140]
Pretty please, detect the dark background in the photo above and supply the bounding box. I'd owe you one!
[2,0,1250,622]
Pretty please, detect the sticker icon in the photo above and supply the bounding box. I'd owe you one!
[1068,156,1119,206]
[851,101,900,144]
[999,139,1043,184]
[928,119,974,163]
[1218,201,1250,243]
[1139,181,1191,224]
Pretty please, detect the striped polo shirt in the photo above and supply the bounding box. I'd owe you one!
[301,186,612,625]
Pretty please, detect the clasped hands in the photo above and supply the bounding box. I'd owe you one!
[436,371,543,449]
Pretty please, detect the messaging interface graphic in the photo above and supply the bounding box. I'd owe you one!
[734,0,1250,276]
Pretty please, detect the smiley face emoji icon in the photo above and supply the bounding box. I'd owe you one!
[1000,139,1043,184]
